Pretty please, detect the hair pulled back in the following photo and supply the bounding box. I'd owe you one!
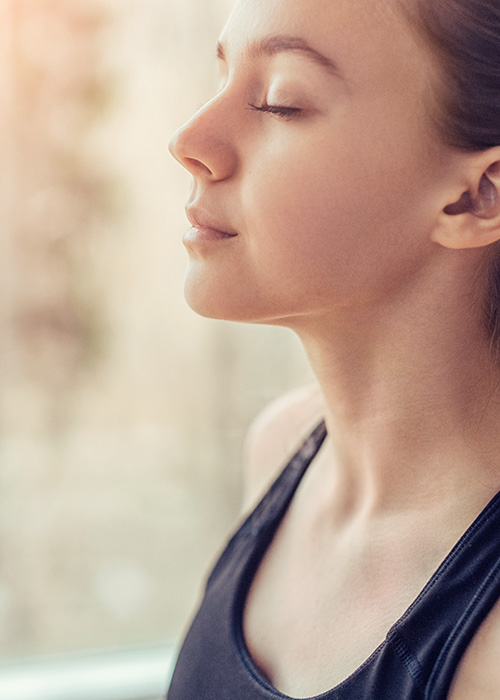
[409,0,500,350]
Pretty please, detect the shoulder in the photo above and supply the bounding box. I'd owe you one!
[448,595,500,699]
[241,382,324,513]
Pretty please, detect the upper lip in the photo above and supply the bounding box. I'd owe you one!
[186,207,238,236]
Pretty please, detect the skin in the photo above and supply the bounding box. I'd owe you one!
[169,0,500,696]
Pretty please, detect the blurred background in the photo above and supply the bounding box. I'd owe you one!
[0,0,311,696]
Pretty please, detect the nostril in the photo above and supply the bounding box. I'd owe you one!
[184,157,212,175]
[168,109,234,180]
[168,130,212,176]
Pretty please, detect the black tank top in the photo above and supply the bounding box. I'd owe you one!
[167,421,500,699]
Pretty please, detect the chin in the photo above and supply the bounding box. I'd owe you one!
[184,275,248,322]
[184,286,262,323]
[184,283,309,332]
[183,272,282,325]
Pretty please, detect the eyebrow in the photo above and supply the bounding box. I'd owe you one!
[216,34,342,77]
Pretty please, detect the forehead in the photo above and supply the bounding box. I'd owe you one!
[220,0,433,95]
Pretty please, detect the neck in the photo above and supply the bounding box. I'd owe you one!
[293,252,500,517]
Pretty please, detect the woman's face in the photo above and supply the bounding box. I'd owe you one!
[169,0,458,327]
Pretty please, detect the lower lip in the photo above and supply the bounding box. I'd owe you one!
[183,226,238,245]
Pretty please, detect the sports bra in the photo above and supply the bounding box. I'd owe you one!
[167,420,500,699]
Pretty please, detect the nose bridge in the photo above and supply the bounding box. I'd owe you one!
[168,93,237,180]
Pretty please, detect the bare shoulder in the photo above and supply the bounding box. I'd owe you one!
[241,382,324,513]
[448,595,500,699]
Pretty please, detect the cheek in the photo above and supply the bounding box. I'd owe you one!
[249,151,399,258]
[244,139,436,304]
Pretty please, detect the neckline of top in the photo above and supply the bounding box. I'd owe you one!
[233,420,500,700]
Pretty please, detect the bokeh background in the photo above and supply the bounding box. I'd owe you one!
[0,0,311,660]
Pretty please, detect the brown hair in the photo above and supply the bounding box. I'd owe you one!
[407,0,500,351]
[409,0,500,151]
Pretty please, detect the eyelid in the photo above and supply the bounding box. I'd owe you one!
[248,102,303,119]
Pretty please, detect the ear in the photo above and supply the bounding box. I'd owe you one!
[432,148,500,250]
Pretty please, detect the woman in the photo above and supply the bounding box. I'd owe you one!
[167,0,500,697]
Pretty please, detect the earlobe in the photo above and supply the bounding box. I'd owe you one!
[432,155,500,250]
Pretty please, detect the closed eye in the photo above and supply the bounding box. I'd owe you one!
[247,102,303,120]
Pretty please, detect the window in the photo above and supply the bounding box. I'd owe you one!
[0,0,310,694]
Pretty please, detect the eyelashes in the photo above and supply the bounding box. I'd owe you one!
[247,102,303,120]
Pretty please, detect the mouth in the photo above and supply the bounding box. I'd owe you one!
[184,208,238,244]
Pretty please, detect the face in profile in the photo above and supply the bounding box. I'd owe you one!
[169,0,461,329]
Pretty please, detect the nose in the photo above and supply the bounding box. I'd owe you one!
[168,99,238,182]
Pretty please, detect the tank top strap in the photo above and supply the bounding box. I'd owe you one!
[204,419,327,593]
[388,488,500,699]
[240,419,328,539]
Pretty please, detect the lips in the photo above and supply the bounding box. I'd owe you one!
[185,207,238,239]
